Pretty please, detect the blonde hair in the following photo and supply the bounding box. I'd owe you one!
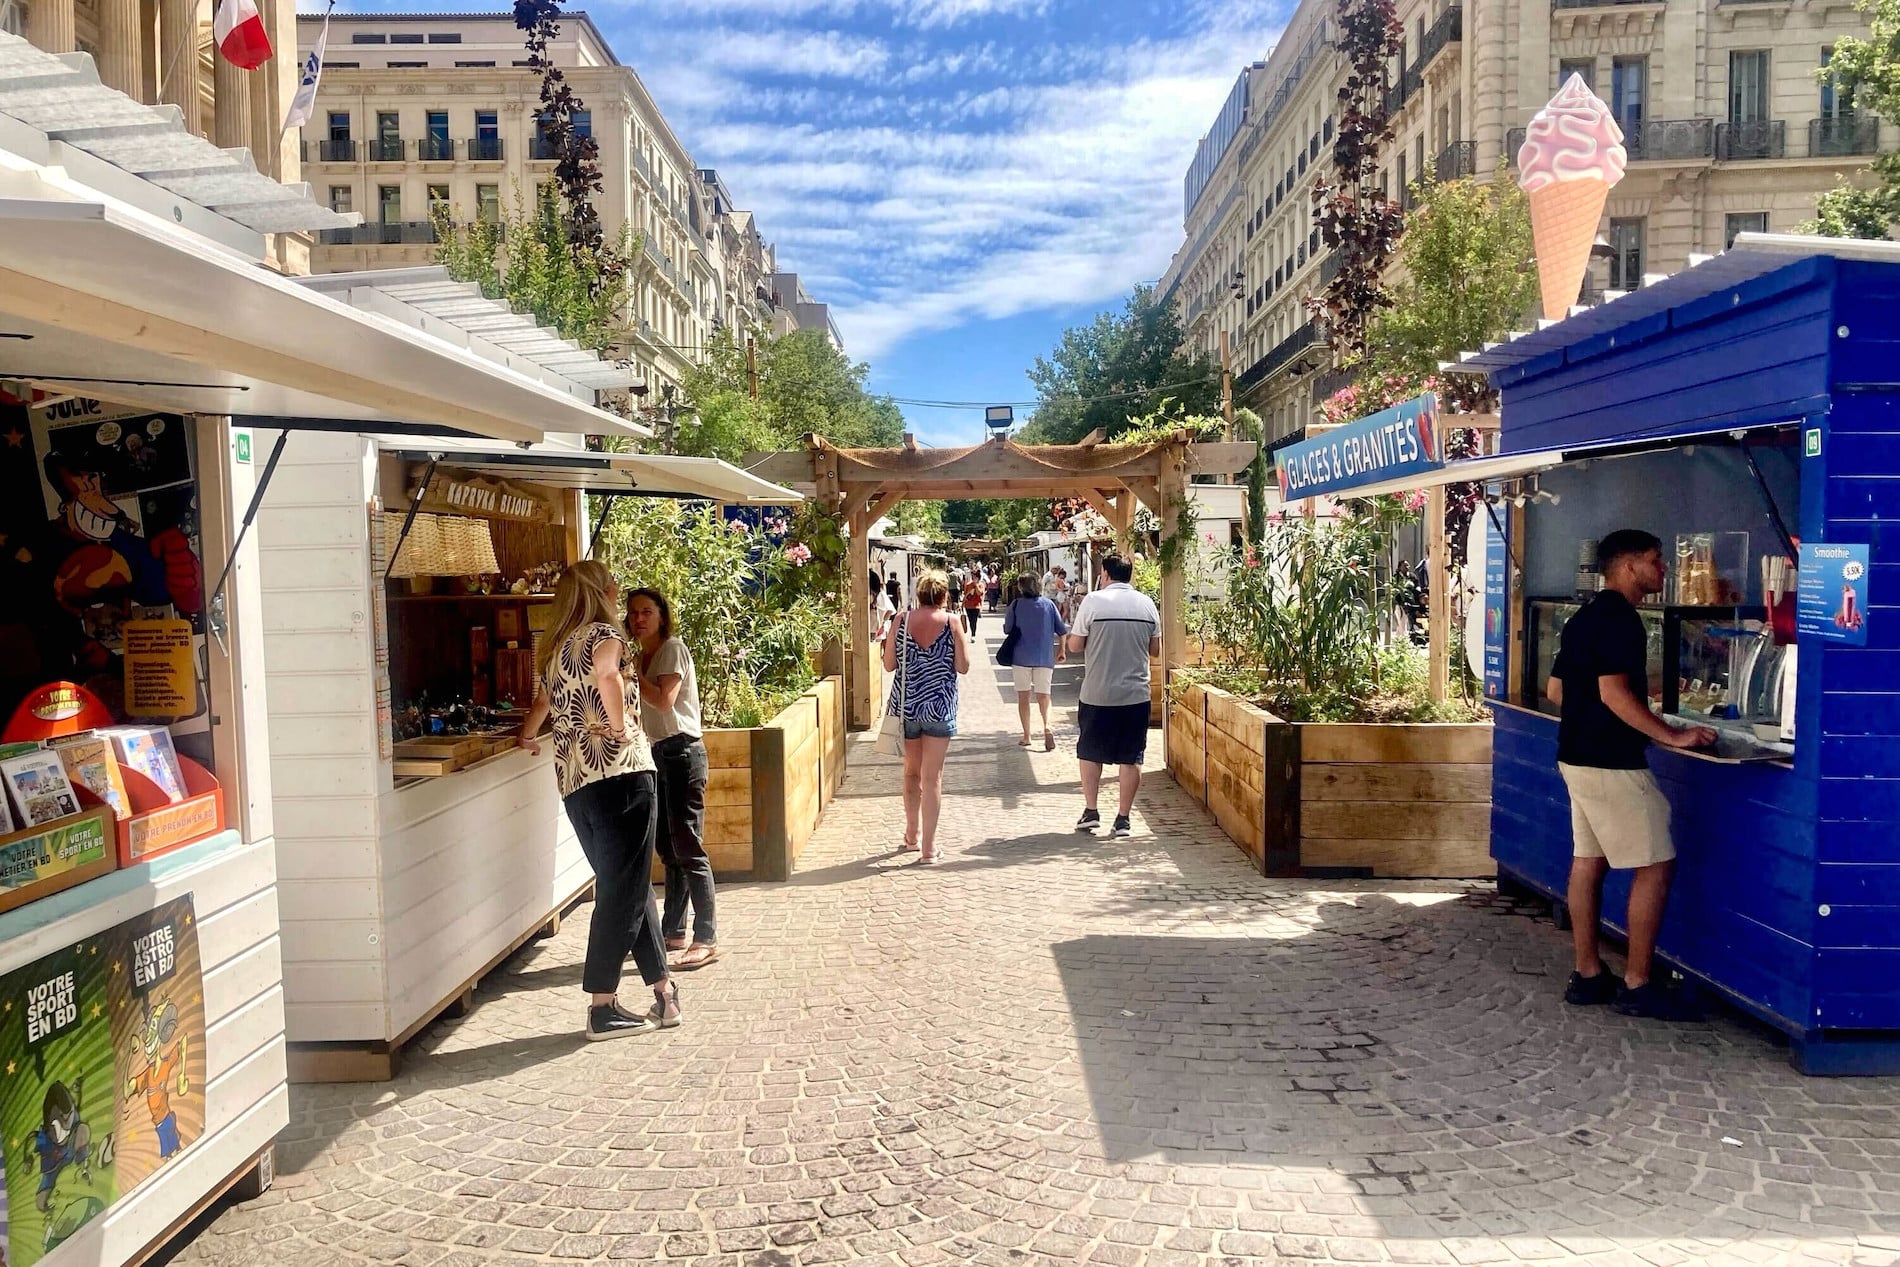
[537,560,622,684]
[914,569,950,608]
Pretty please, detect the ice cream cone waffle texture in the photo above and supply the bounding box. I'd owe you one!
[1517,74,1628,320]
[1527,179,1611,319]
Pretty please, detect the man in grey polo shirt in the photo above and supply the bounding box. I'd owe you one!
[1066,554,1160,838]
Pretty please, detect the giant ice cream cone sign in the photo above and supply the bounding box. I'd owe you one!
[1517,75,1628,320]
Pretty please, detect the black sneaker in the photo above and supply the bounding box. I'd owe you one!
[585,1002,658,1041]
[1111,815,1132,838]
[1563,970,1621,1006]
[1612,981,1701,1021]
[1075,808,1101,832]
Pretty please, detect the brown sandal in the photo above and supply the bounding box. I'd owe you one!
[674,943,720,970]
[664,936,688,953]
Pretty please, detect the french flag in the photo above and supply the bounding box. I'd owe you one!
[215,0,273,70]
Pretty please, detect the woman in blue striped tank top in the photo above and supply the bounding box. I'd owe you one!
[880,569,971,864]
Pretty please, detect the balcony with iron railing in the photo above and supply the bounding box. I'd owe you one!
[319,220,439,247]
[314,138,356,163]
[1236,321,1318,392]
[1416,5,1463,74]
[1629,118,1715,160]
[1716,119,1785,161]
[1810,114,1880,157]
[1383,66,1422,117]
[467,136,504,162]
[417,136,455,162]
[1317,247,1346,288]
[1552,0,1656,7]
[368,138,405,162]
[633,150,653,182]
[1434,140,1476,182]
[530,137,558,161]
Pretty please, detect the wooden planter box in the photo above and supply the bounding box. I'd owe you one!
[1167,683,1493,878]
[685,675,848,882]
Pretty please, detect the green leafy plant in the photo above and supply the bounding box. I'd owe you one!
[1805,0,1900,240]
[595,500,841,727]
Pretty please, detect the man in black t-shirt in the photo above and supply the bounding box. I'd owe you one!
[1546,529,1716,1020]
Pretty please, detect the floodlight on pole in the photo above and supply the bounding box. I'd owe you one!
[985,405,1014,437]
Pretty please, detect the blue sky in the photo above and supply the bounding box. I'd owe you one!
[314,0,1290,444]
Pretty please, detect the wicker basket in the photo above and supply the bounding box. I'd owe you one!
[381,513,500,579]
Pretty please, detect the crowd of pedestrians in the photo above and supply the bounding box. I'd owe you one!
[513,550,1159,1037]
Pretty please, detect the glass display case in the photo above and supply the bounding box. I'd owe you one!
[1524,600,1770,716]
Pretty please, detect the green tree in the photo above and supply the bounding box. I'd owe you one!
[888,501,944,539]
[434,183,634,352]
[1022,285,1219,444]
[1363,170,1538,386]
[1805,0,1900,239]
[677,328,904,461]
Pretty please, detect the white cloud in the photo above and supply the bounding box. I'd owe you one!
[617,0,1291,360]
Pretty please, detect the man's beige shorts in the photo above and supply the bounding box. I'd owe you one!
[1558,763,1677,868]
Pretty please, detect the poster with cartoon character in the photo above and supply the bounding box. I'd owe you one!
[0,937,118,1265]
[105,898,203,1194]
[0,394,206,741]
[0,896,204,1266]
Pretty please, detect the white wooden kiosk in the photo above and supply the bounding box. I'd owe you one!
[253,275,799,1081]
[0,32,662,1266]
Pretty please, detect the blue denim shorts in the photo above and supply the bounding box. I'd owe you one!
[903,717,957,740]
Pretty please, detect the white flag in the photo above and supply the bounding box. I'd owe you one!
[280,8,330,137]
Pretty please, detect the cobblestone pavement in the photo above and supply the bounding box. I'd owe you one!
[177,625,1900,1266]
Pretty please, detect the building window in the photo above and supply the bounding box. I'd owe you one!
[1608,217,1643,290]
[571,110,592,139]
[1559,58,1595,91]
[327,110,350,141]
[328,185,352,214]
[427,184,449,214]
[426,110,448,140]
[388,61,425,68]
[426,32,461,43]
[1725,212,1768,248]
[326,61,359,68]
[477,184,500,223]
[389,32,423,43]
[1729,50,1770,123]
[1820,47,1854,119]
[378,185,401,225]
[351,32,386,43]
[476,109,497,139]
[1611,57,1646,134]
[0,1,26,37]
[454,60,494,68]
[376,111,399,141]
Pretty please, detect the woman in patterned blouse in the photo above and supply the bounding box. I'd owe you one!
[518,560,680,1041]
[880,569,971,864]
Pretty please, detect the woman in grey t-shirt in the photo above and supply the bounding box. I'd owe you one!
[628,588,718,969]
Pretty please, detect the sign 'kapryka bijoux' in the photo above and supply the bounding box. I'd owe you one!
[405,466,561,524]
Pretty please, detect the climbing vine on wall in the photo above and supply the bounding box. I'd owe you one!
[514,0,621,284]
[1307,0,1405,360]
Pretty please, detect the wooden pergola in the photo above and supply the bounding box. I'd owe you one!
[748,434,1258,728]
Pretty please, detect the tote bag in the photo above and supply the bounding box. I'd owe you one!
[995,598,1023,667]
[875,611,908,758]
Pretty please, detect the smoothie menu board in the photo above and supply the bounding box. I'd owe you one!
[0,896,205,1265]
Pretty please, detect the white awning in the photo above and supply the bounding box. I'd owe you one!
[382,442,803,504]
[0,197,646,444]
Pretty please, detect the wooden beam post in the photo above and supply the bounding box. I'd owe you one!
[1427,483,1449,703]
[1219,330,1234,442]
[1159,445,1189,675]
[847,507,876,730]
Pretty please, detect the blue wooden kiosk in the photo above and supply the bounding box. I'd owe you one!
[1449,236,1899,1075]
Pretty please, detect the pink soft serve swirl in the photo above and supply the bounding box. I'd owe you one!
[1516,75,1627,191]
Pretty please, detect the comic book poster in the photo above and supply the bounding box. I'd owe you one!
[0,936,119,1264]
[105,898,204,1195]
[0,394,207,756]
[0,896,204,1266]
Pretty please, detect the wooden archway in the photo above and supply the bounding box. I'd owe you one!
[746,435,1258,728]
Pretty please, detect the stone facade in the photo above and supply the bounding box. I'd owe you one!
[1160,0,1886,447]
[293,12,833,401]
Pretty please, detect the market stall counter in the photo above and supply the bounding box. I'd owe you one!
[257,432,799,1081]
[1456,236,1900,1074]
